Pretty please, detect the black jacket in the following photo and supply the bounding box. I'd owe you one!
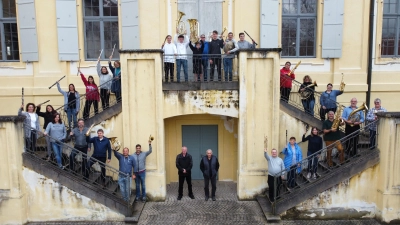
[189,40,205,60]
[176,153,193,176]
[299,81,316,101]
[208,38,224,56]
[302,134,323,154]
[200,155,220,178]
[36,106,56,129]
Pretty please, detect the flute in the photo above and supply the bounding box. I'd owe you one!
[49,75,66,89]
[22,87,24,107]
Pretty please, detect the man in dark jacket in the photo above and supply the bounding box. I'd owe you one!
[87,129,112,183]
[176,146,194,200]
[208,30,224,81]
[200,149,220,201]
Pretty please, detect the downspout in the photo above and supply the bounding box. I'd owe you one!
[366,0,375,108]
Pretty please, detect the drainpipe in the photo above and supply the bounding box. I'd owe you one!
[366,0,375,108]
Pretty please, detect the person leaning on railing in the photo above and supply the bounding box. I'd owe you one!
[280,62,295,103]
[79,70,100,119]
[322,111,345,167]
[108,57,122,103]
[189,39,205,82]
[264,148,285,202]
[18,103,41,152]
[281,137,302,190]
[162,35,177,82]
[69,118,91,180]
[302,127,323,179]
[56,82,80,128]
[44,114,67,169]
[366,98,387,149]
[319,83,343,121]
[97,57,112,110]
[36,104,57,161]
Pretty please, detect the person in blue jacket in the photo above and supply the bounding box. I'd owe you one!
[108,56,122,103]
[282,137,303,189]
[319,83,343,121]
[87,129,112,184]
[200,34,209,81]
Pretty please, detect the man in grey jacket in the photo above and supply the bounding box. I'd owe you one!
[132,141,152,202]
[223,32,239,81]
[69,118,92,180]
[237,32,256,49]
[264,148,285,202]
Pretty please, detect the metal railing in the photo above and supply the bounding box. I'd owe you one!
[56,77,121,129]
[270,120,378,212]
[23,124,131,205]
[162,54,239,82]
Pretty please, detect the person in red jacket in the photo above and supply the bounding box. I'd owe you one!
[79,69,100,119]
[280,61,295,103]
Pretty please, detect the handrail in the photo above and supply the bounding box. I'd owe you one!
[23,124,130,205]
[271,120,378,213]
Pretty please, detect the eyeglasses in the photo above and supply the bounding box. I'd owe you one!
[374,102,380,104]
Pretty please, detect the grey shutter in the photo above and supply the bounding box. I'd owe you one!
[56,0,79,61]
[322,0,344,58]
[121,0,140,49]
[17,0,39,61]
[260,0,279,48]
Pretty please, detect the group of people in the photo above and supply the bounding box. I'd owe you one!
[162,30,256,82]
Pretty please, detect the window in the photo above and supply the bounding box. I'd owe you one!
[0,0,19,61]
[281,0,317,57]
[381,0,400,56]
[83,0,119,60]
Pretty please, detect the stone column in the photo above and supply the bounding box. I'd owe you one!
[119,50,166,201]
[237,49,281,199]
[376,112,400,223]
[0,116,28,224]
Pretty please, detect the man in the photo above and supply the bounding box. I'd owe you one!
[132,141,152,203]
[114,147,136,202]
[162,35,177,82]
[323,111,344,167]
[200,149,219,201]
[342,98,365,157]
[280,61,295,103]
[69,118,91,180]
[200,34,209,81]
[87,129,112,183]
[237,32,256,49]
[366,98,387,149]
[319,83,343,121]
[174,30,189,82]
[176,146,194,200]
[223,32,239,81]
[208,30,224,81]
[264,148,285,202]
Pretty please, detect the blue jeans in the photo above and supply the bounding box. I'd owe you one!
[302,99,315,116]
[118,175,131,202]
[52,142,63,168]
[202,59,209,81]
[134,171,146,198]
[223,58,233,81]
[176,59,188,82]
[66,108,77,128]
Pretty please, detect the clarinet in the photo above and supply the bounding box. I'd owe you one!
[22,87,24,108]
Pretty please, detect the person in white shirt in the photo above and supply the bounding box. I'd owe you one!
[174,30,189,82]
[162,35,177,82]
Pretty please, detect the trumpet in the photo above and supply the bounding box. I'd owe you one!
[176,11,186,35]
[149,134,154,142]
[86,124,95,136]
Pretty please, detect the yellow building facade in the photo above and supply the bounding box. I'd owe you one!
[0,0,399,224]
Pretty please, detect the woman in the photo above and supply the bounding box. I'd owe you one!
[97,57,112,110]
[299,75,316,116]
[162,35,177,82]
[189,40,205,81]
[79,69,99,119]
[280,61,295,103]
[36,104,57,160]
[302,127,323,180]
[44,114,66,169]
[282,137,303,189]
[18,103,41,152]
[57,82,80,128]
[109,57,122,103]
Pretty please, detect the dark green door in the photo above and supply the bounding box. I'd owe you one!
[182,125,218,180]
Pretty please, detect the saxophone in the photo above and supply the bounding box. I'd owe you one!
[331,107,344,130]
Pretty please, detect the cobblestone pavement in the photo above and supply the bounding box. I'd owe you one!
[138,180,267,225]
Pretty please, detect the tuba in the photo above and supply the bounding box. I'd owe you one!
[177,11,186,35]
[331,107,344,130]
[348,102,368,127]
[187,19,200,43]
[340,73,346,92]
[109,137,121,151]
[300,81,317,100]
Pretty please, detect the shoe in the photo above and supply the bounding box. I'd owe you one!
[142,197,146,203]
[134,197,139,203]
[205,196,209,201]
[212,197,216,201]
[313,174,317,179]
[177,196,182,200]
[307,172,311,179]
[189,195,195,199]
